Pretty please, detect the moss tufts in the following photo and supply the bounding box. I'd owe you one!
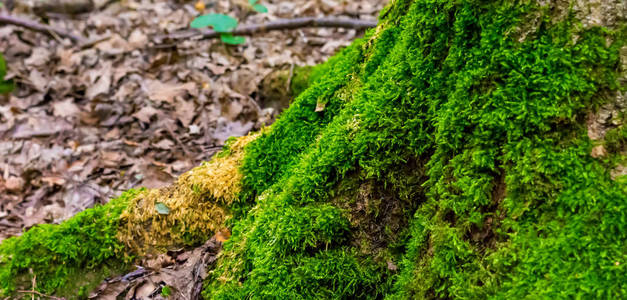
[0,189,139,297]
[118,133,257,253]
[0,133,258,295]
[205,0,626,298]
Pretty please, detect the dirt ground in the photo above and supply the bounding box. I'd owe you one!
[0,0,385,240]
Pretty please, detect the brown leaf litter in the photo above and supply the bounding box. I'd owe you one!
[0,0,386,241]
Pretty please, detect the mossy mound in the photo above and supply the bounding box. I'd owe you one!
[0,190,137,297]
[0,135,255,297]
[0,0,625,298]
[204,0,626,298]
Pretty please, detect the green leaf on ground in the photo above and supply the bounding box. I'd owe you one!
[190,14,238,32]
[155,202,170,215]
[252,4,268,13]
[0,53,7,78]
[0,82,12,94]
[220,34,246,45]
[0,53,13,94]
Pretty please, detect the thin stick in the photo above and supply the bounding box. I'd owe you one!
[286,63,295,93]
[16,290,64,300]
[0,14,85,43]
[153,17,377,43]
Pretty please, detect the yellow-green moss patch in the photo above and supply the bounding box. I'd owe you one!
[118,133,258,253]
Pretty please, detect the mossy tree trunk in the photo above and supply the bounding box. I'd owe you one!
[1,0,626,299]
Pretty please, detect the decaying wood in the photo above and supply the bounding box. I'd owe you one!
[153,17,378,43]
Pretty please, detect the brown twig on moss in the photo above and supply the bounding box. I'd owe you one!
[153,17,378,43]
[0,13,85,43]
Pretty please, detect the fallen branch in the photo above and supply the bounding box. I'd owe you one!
[0,13,85,43]
[0,14,377,47]
[153,17,378,43]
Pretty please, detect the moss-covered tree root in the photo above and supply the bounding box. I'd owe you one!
[0,135,255,297]
[1,0,625,299]
[205,0,626,298]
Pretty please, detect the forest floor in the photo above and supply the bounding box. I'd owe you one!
[0,0,385,241]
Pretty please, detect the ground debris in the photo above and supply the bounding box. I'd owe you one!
[88,233,225,300]
[0,0,385,241]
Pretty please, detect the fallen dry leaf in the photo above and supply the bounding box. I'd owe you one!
[146,80,197,103]
[28,69,48,92]
[133,105,160,124]
[86,66,112,99]
[41,176,67,186]
[24,47,51,67]
[53,99,81,118]
[4,176,24,192]
[175,98,196,127]
[11,116,73,139]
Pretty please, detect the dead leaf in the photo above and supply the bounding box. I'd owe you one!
[24,203,65,228]
[53,99,80,118]
[28,69,48,92]
[4,176,24,192]
[153,139,175,149]
[175,99,196,127]
[12,116,73,139]
[128,29,148,50]
[101,151,125,167]
[224,100,243,121]
[143,253,175,270]
[207,63,227,75]
[56,48,79,73]
[104,127,120,140]
[86,66,112,99]
[590,145,607,158]
[146,80,196,103]
[133,105,160,123]
[63,184,102,216]
[25,47,51,67]
[140,163,175,189]
[315,100,326,112]
[188,124,201,135]
[41,176,67,186]
[95,34,131,55]
[215,228,231,242]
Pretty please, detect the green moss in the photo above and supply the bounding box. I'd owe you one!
[258,64,326,113]
[289,66,314,96]
[0,190,139,297]
[162,285,172,297]
[2,0,623,297]
[0,52,14,94]
[605,125,627,154]
[206,0,626,299]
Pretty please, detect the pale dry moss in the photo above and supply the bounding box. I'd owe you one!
[117,133,258,253]
[182,133,260,205]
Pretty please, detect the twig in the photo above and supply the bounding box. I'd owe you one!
[78,34,112,49]
[153,17,377,43]
[0,13,85,44]
[16,290,64,300]
[286,63,295,93]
